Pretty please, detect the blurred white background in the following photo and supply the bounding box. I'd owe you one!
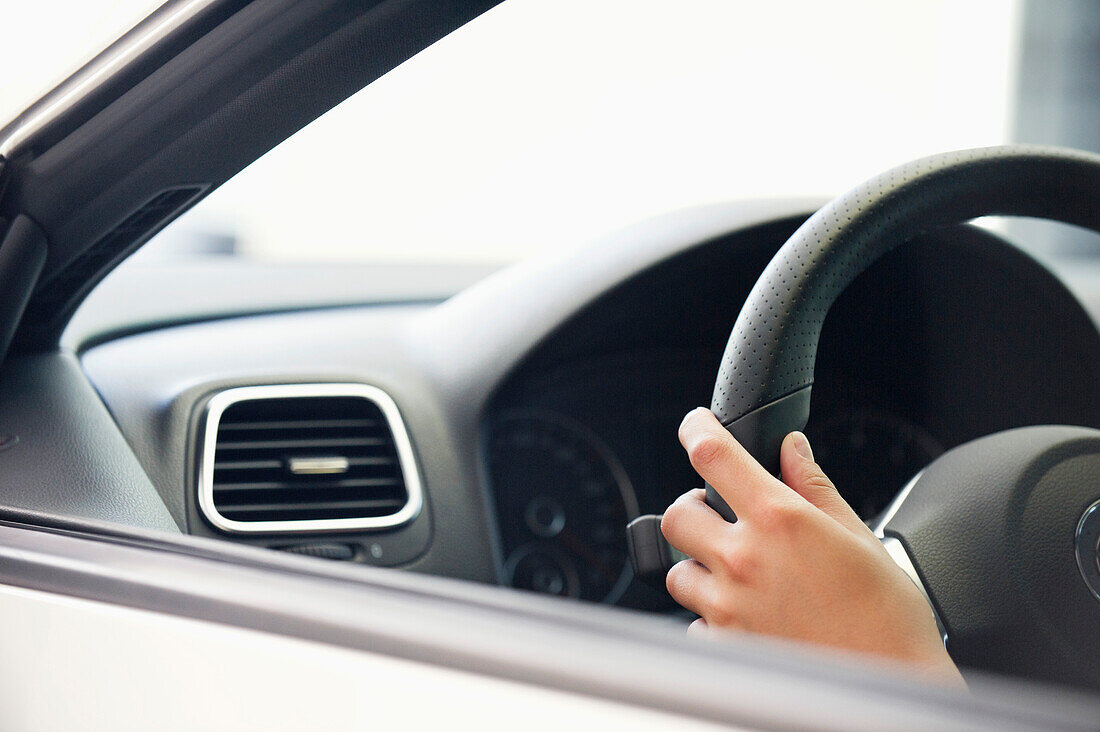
[1,0,1022,265]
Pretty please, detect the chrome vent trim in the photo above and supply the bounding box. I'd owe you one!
[198,383,423,534]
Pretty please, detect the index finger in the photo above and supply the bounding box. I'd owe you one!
[678,407,785,518]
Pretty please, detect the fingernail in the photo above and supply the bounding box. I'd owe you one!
[791,431,813,461]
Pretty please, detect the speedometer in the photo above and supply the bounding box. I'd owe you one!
[487,413,639,604]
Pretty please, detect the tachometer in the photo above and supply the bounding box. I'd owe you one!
[487,413,638,603]
[808,410,943,519]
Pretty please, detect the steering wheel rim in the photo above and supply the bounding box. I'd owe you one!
[711,145,1100,689]
[708,146,1100,510]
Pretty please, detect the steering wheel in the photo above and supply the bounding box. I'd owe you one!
[629,146,1100,691]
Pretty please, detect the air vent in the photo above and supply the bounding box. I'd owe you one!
[198,384,423,533]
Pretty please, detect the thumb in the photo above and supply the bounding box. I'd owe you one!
[779,431,866,534]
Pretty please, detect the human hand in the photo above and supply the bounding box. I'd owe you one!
[661,408,964,687]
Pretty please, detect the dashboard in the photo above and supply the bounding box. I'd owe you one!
[72,202,1100,614]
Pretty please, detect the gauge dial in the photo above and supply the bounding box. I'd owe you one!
[488,413,638,603]
[808,410,943,519]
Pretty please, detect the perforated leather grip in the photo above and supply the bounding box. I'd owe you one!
[707,145,1100,518]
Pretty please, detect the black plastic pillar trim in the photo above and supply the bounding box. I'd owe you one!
[0,216,47,365]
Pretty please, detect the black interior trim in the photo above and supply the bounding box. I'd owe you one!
[0,0,252,161]
[2,0,504,348]
[0,215,48,363]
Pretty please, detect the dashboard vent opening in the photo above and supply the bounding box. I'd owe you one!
[198,384,423,534]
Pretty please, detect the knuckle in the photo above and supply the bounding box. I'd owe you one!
[664,560,692,598]
[660,501,677,537]
[756,499,804,533]
[716,542,752,579]
[687,434,727,471]
[704,590,739,627]
[660,500,685,538]
[802,470,837,494]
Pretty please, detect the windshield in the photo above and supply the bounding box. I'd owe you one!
[0,0,163,126]
[134,0,1026,266]
[33,0,1100,313]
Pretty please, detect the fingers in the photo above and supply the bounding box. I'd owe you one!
[665,558,714,618]
[778,431,868,535]
[678,408,782,517]
[661,489,735,567]
[667,559,744,629]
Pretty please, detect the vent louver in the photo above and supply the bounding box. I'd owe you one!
[198,384,423,533]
